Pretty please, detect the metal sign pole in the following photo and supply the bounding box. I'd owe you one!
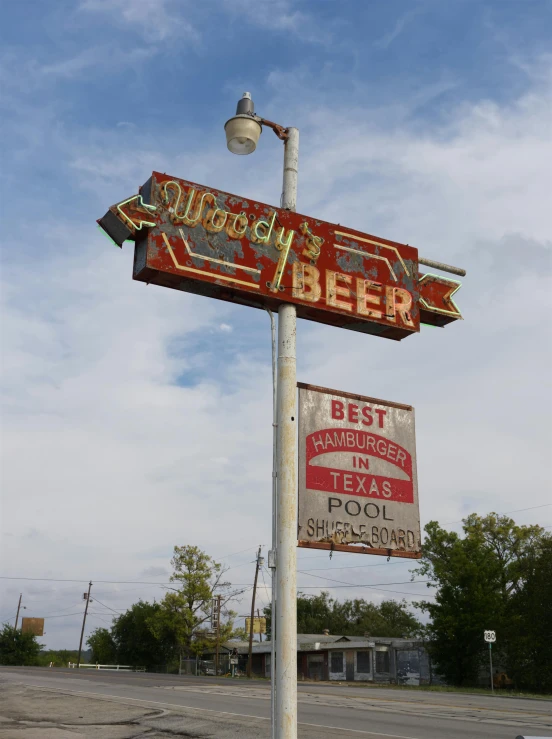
[489,643,493,694]
[275,127,299,739]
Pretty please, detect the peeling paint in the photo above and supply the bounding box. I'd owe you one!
[97,171,462,339]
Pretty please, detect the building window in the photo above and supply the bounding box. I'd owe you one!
[356,651,371,673]
[376,650,390,673]
[330,651,343,673]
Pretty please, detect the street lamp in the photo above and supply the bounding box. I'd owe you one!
[224,92,262,154]
[225,92,299,739]
[225,92,298,211]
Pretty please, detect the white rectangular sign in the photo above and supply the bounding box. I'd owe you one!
[298,383,421,558]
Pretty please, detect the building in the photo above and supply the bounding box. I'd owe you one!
[214,633,433,685]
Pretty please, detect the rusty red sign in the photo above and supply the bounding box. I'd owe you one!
[98,172,462,338]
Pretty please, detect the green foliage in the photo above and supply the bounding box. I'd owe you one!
[114,601,172,668]
[87,627,117,664]
[0,624,43,665]
[505,538,552,692]
[414,513,551,689]
[264,592,420,638]
[82,546,240,669]
[147,545,231,658]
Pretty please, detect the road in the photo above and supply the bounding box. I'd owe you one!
[1,667,551,738]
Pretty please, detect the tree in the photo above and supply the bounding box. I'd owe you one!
[87,602,174,669]
[264,593,420,638]
[147,545,231,659]
[414,513,550,687]
[505,538,552,692]
[113,601,171,669]
[87,627,117,664]
[0,625,43,665]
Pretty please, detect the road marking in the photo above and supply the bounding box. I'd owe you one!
[13,683,420,738]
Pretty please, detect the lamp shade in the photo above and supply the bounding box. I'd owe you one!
[224,114,262,155]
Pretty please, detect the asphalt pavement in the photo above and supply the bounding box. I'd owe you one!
[1,666,551,738]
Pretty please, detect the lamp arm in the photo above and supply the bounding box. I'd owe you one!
[257,116,289,141]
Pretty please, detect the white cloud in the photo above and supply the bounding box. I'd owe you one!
[79,0,198,42]
[1,51,551,647]
[374,5,425,50]
[219,0,330,43]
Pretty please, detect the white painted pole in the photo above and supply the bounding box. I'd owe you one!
[281,128,299,211]
[266,307,277,739]
[275,126,298,739]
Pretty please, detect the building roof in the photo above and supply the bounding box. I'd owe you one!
[217,634,421,655]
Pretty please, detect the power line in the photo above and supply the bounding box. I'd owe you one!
[87,613,113,626]
[258,566,270,609]
[0,610,17,623]
[219,545,264,561]
[300,560,414,572]
[298,572,430,587]
[294,584,434,597]
[40,601,85,618]
[297,570,432,595]
[0,576,178,585]
[91,597,122,615]
[43,612,84,619]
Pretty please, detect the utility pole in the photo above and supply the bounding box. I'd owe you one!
[247,546,262,677]
[214,594,221,676]
[77,582,92,668]
[14,594,23,631]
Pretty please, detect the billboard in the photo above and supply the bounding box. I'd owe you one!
[21,617,44,636]
[298,383,421,558]
[246,617,267,634]
[98,173,462,340]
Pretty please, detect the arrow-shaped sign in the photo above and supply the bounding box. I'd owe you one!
[113,194,157,233]
[97,194,157,247]
[419,273,462,326]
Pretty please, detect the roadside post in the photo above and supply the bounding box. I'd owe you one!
[484,630,496,693]
[97,91,466,739]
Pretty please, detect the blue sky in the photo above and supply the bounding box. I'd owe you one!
[1,0,551,647]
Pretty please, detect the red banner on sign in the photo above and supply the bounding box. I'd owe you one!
[305,428,414,504]
[306,466,414,504]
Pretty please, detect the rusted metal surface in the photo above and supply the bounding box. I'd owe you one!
[297,384,421,558]
[418,273,463,327]
[260,117,289,140]
[297,540,421,558]
[99,173,444,340]
[98,172,462,336]
[418,257,466,277]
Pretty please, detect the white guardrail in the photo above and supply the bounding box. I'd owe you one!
[67,663,145,671]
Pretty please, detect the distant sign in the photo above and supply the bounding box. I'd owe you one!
[484,630,496,643]
[246,617,266,634]
[298,383,421,558]
[21,617,44,636]
[98,172,462,339]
